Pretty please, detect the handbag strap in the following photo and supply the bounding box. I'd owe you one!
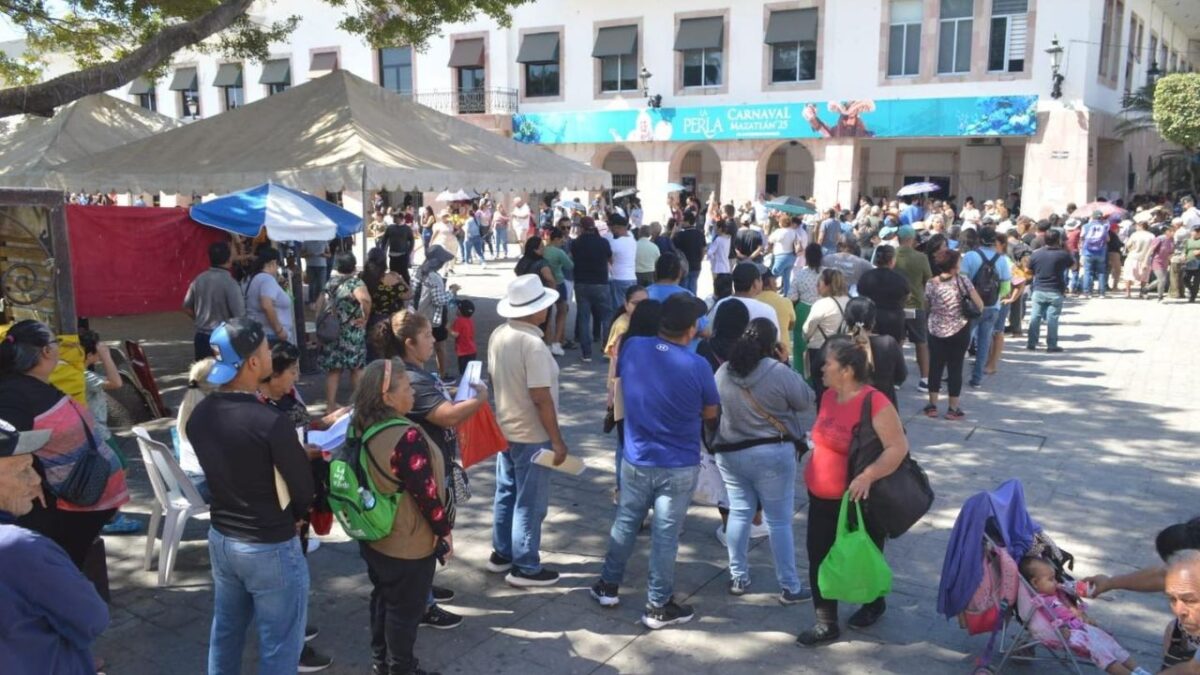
[68,401,101,454]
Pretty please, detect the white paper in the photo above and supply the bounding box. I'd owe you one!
[531,448,585,476]
[454,360,483,402]
[308,411,352,451]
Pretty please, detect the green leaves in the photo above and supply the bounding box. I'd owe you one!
[1153,74,1200,150]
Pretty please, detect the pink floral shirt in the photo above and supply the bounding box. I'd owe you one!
[925,274,975,338]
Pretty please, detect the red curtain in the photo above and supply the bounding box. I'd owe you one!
[67,205,229,318]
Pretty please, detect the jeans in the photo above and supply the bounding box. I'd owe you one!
[600,462,699,607]
[683,270,701,295]
[207,529,308,675]
[494,226,509,258]
[1080,254,1107,296]
[574,283,612,359]
[714,442,802,593]
[305,264,329,305]
[492,442,552,574]
[420,228,432,252]
[1068,252,1082,293]
[970,306,1001,385]
[771,253,796,297]
[1026,290,1064,349]
[609,279,637,315]
[464,235,485,263]
[361,544,435,675]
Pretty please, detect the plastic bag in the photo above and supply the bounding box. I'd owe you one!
[691,451,729,507]
[458,401,508,469]
[818,493,893,604]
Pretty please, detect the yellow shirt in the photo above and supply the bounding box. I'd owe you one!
[759,290,797,336]
[486,320,559,444]
[605,314,631,359]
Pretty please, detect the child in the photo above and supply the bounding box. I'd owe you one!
[449,298,477,376]
[80,331,141,535]
[1019,557,1150,675]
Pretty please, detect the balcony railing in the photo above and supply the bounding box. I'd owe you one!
[404,88,519,116]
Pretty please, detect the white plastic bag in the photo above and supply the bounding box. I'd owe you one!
[692,451,729,508]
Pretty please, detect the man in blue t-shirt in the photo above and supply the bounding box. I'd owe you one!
[591,294,717,631]
[960,226,1012,388]
[644,253,690,303]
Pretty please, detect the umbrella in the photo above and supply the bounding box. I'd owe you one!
[897,181,941,197]
[556,199,586,212]
[763,196,817,216]
[665,182,687,192]
[613,188,638,199]
[190,182,362,241]
[436,189,475,202]
[1132,207,1163,223]
[1070,202,1126,220]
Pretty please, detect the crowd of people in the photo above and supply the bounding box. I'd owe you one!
[1,184,1198,675]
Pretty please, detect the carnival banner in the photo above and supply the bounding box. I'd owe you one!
[512,95,1038,145]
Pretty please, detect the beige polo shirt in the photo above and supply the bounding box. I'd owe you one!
[487,320,559,443]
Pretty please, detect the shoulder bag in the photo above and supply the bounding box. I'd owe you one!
[53,403,114,507]
[955,276,983,320]
[846,392,934,538]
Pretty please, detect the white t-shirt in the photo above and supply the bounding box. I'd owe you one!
[511,204,532,234]
[707,236,732,274]
[609,234,637,281]
[1182,207,1200,230]
[769,227,800,255]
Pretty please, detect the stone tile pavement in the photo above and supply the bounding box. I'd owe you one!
[89,264,1200,674]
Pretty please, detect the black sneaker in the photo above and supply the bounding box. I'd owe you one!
[298,645,333,672]
[506,567,560,588]
[847,600,886,629]
[641,598,695,629]
[432,585,455,602]
[304,624,319,642]
[419,604,463,630]
[916,379,929,393]
[778,587,812,605]
[728,578,750,596]
[590,580,620,607]
[795,622,840,647]
[485,551,512,573]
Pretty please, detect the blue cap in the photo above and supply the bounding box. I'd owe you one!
[879,226,899,240]
[206,319,266,385]
[897,225,916,240]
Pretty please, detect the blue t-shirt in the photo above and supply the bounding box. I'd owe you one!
[618,337,719,468]
[900,204,924,225]
[960,248,1013,309]
[645,283,690,302]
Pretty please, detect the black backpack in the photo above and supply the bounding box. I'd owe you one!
[972,251,1001,307]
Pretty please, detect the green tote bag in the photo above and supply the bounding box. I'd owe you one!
[817,492,893,604]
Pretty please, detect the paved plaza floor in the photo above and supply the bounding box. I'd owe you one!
[90,262,1199,674]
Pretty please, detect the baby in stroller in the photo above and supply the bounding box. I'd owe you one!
[1019,556,1150,675]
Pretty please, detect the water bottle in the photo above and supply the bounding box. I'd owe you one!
[359,486,375,509]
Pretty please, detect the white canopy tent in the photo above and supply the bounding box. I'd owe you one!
[0,94,180,186]
[43,70,611,196]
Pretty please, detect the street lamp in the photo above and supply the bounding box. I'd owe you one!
[1147,60,1162,84]
[638,67,661,108]
[1045,35,1064,99]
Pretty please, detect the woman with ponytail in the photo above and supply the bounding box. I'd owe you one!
[0,320,130,567]
[175,358,217,500]
[711,318,815,601]
[843,297,907,410]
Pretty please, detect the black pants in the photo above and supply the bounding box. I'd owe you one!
[389,254,411,284]
[194,331,212,362]
[1184,267,1200,302]
[807,493,886,624]
[457,353,477,375]
[806,348,826,409]
[927,324,971,398]
[19,499,116,568]
[360,544,436,675]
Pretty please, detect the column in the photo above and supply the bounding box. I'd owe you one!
[1020,107,1095,219]
[636,157,672,225]
[809,139,861,211]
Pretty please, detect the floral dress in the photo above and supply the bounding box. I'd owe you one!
[319,274,367,371]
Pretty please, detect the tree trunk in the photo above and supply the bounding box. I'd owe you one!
[0,0,256,118]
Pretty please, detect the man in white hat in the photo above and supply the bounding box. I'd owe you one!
[486,275,568,588]
[0,420,110,673]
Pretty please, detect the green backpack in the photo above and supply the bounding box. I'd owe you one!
[328,418,410,541]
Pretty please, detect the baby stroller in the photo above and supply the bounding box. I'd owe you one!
[938,479,1092,673]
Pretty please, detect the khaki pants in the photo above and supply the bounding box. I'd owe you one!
[1169,261,1184,299]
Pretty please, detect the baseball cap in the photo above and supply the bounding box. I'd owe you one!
[879,225,898,240]
[1092,209,1104,219]
[660,294,709,334]
[0,418,50,457]
[207,318,266,385]
[897,225,916,240]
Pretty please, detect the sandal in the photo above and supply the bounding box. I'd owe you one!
[922,404,938,418]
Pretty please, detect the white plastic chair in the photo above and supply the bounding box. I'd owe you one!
[133,426,210,586]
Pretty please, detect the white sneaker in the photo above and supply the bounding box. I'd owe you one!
[550,342,565,356]
[715,524,728,547]
[749,522,769,539]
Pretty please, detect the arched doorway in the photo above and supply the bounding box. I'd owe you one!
[759,141,814,198]
[669,143,722,204]
[596,146,637,203]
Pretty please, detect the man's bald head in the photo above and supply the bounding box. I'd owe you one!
[1166,550,1200,635]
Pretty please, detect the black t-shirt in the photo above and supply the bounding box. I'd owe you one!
[187,392,314,543]
[404,363,456,465]
[0,374,65,431]
[1107,230,1123,254]
[671,227,706,269]
[1028,246,1074,293]
[857,268,910,311]
[572,232,612,284]
[381,224,414,256]
[734,227,764,260]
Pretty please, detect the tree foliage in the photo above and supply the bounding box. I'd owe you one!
[0,0,529,117]
[1152,74,1200,150]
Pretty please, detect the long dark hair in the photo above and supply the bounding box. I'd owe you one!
[706,299,750,365]
[617,299,662,358]
[727,318,777,378]
[611,284,646,322]
[361,247,388,294]
[514,236,544,276]
[0,320,54,376]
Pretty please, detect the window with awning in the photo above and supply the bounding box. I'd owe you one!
[128,77,155,95]
[169,67,198,91]
[448,38,485,68]
[676,17,723,87]
[674,16,723,52]
[260,59,291,85]
[213,63,243,88]
[309,51,338,77]
[516,32,560,64]
[766,8,818,83]
[593,25,637,58]
[595,25,638,93]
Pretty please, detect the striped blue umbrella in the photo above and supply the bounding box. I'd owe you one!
[190,182,362,241]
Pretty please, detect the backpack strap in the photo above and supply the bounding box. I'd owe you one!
[817,298,847,340]
[351,417,413,490]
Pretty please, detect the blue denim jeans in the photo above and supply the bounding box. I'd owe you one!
[600,462,699,607]
[494,226,509,258]
[305,265,329,305]
[970,306,1001,385]
[1026,290,1064,350]
[207,529,308,675]
[574,283,611,359]
[609,279,637,316]
[1067,252,1081,293]
[714,442,802,593]
[771,253,796,298]
[464,235,485,263]
[1080,254,1107,296]
[683,270,701,295]
[492,441,552,574]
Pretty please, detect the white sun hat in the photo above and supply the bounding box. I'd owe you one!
[497,274,560,318]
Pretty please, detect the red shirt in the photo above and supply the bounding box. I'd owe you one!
[805,386,891,500]
[452,316,475,356]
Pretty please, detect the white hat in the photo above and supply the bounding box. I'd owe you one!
[497,275,560,318]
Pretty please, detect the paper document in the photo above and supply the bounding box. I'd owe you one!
[531,448,585,476]
[454,360,483,402]
[274,468,290,511]
[308,411,352,451]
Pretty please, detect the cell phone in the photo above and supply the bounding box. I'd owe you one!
[434,538,450,566]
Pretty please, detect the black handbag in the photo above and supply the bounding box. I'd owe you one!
[956,276,982,320]
[847,393,934,538]
[52,404,113,507]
